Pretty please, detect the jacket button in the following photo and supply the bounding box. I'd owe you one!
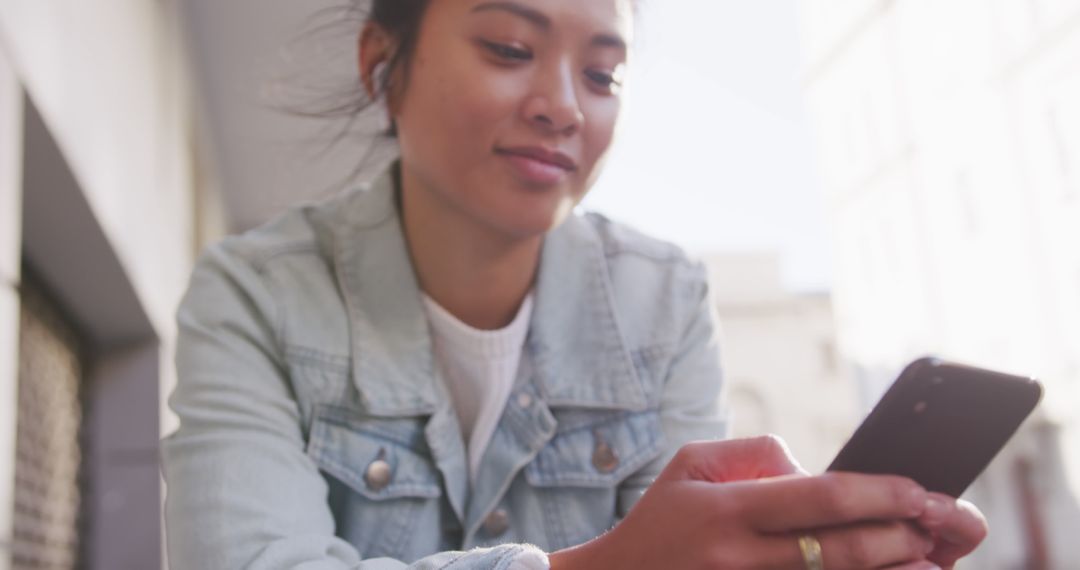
[592,436,619,474]
[516,392,533,408]
[483,508,510,536]
[364,458,393,492]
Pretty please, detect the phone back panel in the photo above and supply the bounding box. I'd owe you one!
[828,357,1043,497]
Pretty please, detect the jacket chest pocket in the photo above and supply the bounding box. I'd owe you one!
[523,409,664,549]
[306,406,443,560]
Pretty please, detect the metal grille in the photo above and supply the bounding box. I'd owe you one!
[12,276,84,570]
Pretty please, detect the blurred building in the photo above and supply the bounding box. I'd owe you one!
[706,253,860,473]
[0,1,216,568]
[799,0,1080,566]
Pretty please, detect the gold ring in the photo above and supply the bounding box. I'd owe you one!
[798,534,824,570]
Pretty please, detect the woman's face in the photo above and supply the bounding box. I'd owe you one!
[390,0,634,240]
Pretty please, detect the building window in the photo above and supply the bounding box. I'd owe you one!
[12,268,86,569]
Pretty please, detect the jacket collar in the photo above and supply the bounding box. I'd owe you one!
[328,166,647,417]
[529,207,647,410]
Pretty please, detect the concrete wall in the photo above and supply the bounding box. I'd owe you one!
[0,44,23,570]
[83,344,163,569]
[0,0,196,340]
[19,93,165,568]
[0,0,202,567]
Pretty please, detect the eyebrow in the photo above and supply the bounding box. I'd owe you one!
[471,1,628,52]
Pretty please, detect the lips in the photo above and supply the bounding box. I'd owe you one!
[497,146,578,171]
[495,146,578,186]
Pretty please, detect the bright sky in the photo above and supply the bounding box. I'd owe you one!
[582,0,832,292]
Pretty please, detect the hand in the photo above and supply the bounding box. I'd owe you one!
[916,492,989,570]
[551,436,942,570]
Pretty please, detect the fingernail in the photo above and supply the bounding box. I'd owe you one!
[924,496,949,525]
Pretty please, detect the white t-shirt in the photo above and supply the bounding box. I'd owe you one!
[421,292,534,482]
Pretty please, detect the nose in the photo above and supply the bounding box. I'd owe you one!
[523,60,585,136]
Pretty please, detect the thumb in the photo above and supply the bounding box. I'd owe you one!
[660,435,808,484]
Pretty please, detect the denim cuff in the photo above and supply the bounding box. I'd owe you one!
[495,544,549,570]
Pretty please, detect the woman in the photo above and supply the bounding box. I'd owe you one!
[162,0,988,568]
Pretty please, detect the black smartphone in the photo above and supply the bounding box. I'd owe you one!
[827,357,1043,497]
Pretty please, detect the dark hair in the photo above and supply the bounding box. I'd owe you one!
[367,0,431,122]
[264,1,433,188]
[277,0,430,133]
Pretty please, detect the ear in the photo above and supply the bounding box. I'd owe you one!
[359,22,393,99]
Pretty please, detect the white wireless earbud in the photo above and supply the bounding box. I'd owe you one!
[365,61,389,99]
[372,62,389,85]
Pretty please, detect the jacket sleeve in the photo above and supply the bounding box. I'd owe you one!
[161,243,549,570]
[615,261,729,518]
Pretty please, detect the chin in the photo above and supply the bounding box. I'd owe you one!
[494,216,561,241]
[465,172,582,240]
[489,203,574,241]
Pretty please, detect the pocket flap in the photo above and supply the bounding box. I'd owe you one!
[306,406,441,500]
[525,410,664,487]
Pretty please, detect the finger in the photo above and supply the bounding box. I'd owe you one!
[916,494,988,565]
[661,435,806,484]
[818,521,934,570]
[881,562,943,570]
[764,521,933,570]
[741,472,926,532]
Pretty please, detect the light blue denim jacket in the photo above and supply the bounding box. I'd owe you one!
[162,167,728,569]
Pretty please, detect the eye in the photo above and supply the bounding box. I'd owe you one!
[480,40,533,62]
[586,69,623,93]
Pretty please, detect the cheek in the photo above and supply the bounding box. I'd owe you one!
[409,65,526,166]
[455,78,520,144]
[579,101,622,182]
[458,63,562,141]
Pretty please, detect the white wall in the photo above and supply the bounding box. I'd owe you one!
[0,0,195,341]
[0,42,23,570]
